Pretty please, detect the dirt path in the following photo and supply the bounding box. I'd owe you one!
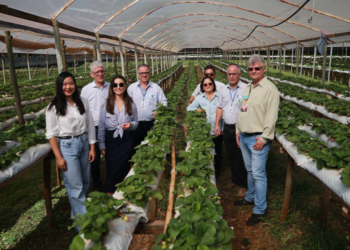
[195,65,203,83]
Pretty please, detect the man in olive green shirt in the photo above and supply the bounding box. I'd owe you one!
[234,54,280,226]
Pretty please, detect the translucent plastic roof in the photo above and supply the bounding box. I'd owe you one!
[0,0,349,52]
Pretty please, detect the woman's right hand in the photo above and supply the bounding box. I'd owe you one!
[56,157,67,171]
[100,149,106,156]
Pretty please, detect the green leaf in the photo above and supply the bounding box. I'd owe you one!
[69,235,85,250]
[187,234,200,246]
[192,201,201,212]
[155,233,166,244]
[152,190,163,200]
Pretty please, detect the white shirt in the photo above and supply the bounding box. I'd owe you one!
[191,80,227,97]
[127,80,167,121]
[45,98,96,144]
[81,81,110,126]
[217,80,247,125]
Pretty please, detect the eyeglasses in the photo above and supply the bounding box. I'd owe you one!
[203,82,213,87]
[248,67,263,72]
[227,73,239,76]
[139,72,150,75]
[92,70,106,75]
[204,73,214,77]
[112,83,125,88]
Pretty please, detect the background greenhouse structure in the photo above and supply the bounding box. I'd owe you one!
[1,0,350,249]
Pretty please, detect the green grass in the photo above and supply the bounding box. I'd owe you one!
[263,145,350,249]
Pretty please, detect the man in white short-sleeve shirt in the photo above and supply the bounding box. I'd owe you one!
[81,61,110,191]
[128,64,167,147]
[214,64,247,198]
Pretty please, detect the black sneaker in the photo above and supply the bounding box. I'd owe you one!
[234,199,254,206]
[246,213,265,226]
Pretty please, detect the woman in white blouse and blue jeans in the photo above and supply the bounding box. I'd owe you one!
[46,72,96,222]
[98,75,138,195]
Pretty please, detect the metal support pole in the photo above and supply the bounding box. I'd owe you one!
[291,49,294,73]
[92,44,97,61]
[160,51,163,72]
[84,53,87,73]
[300,46,304,76]
[5,31,24,126]
[279,44,282,73]
[151,49,154,74]
[143,46,146,64]
[156,51,159,73]
[73,56,76,74]
[312,47,316,79]
[240,49,242,65]
[328,45,333,83]
[52,19,64,73]
[112,47,117,75]
[266,46,270,73]
[26,52,31,80]
[134,43,139,81]
[125,49,129,84]
[322,38,328,85]
[283,49,286,72]
[296,41,300,78]
[119,38,125,77]
[95,32,102,62]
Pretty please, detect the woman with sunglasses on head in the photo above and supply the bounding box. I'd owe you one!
[98,75,138,195]
[187,76,224,176]
[46,71,96,223]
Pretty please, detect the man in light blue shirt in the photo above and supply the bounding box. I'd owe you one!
[81,61,110,190]
[214,64,247,198]
[127,64,167,147]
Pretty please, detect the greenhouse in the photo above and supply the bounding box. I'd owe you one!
[0,0,350,249]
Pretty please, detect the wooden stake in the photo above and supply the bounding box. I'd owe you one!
[112,47,117,75]
[5,31,24,126]
[280,154,294,223]
[322,38,328,85]
[32,66,38,80]
[296,41,300,78]
[164,136,177,233]
[119,38,125,77]
[44,152,53,228]
[1,55,6,84]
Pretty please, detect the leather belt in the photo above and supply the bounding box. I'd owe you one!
[57,132,87,139]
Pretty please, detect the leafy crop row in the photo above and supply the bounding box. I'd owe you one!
[152,62,234,250]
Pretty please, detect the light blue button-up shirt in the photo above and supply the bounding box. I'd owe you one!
[187,92,224,135]
[98,103,138,150]
[127,80,167,121]
[81,81,110,126]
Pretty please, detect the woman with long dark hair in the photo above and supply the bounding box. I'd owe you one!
[187,76,224,176]
[46,71,96,221]
[98,75,138,195]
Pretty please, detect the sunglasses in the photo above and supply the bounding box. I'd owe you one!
[248,67,263,72]
[203,82,213,87]
[112,83,125,88]
[92,70,106,74]
[204,73,214,77]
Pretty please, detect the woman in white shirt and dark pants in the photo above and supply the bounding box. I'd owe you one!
[46,72,96,221]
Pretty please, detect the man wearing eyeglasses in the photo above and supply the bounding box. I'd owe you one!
[188,65,226,105]
[214,64,247,197]
[234,55,279,226]
[81,61,110,191]
[127,64,167,147]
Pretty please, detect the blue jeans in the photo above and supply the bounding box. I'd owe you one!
[90,126,101,188]
[59,133,90,220]
[240,134,271,215]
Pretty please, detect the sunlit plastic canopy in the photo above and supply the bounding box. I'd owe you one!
[0,0,350,52]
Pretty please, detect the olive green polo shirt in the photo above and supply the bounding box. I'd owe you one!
[236,76,280,144]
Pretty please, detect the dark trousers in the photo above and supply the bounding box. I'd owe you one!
[91,126,101,188]
[223,123,247,188]
[105,130,134,193]
[133,121,155,147]
[213,134,223,176]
